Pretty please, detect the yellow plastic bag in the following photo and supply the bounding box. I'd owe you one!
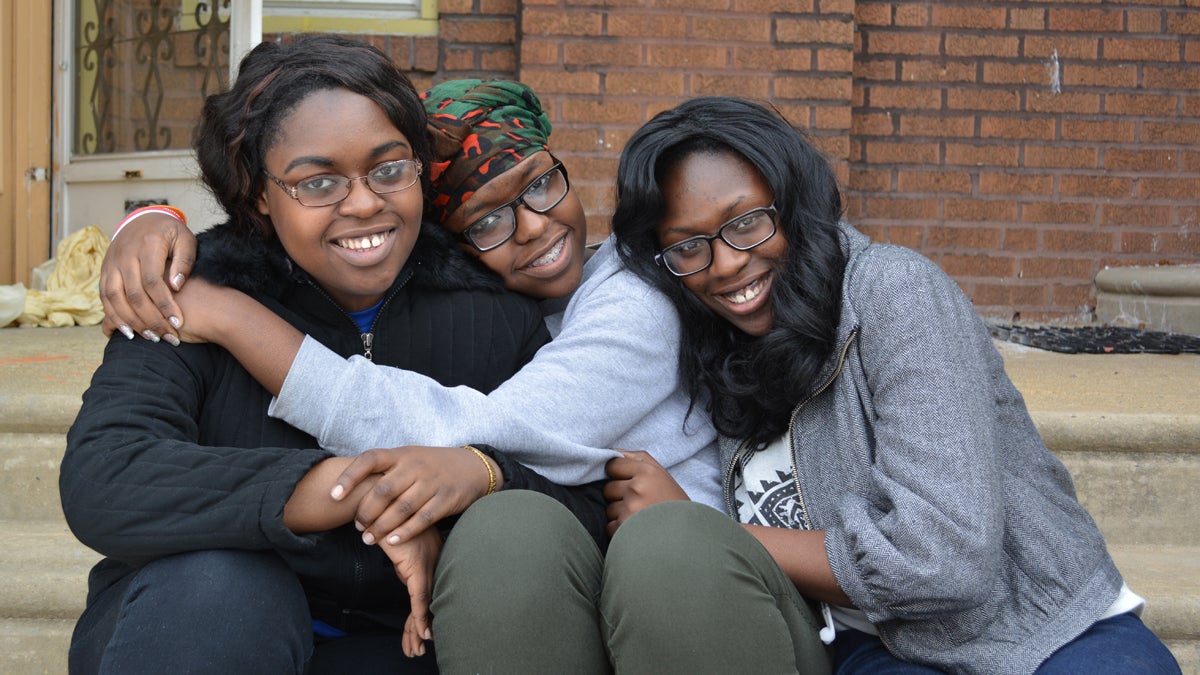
[17,226,110,328]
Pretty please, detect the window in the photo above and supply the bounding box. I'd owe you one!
[262,0,437,35]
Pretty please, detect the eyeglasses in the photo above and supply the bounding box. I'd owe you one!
[459,162,570,252]
[265,159,422,207]
[655,205,778,277]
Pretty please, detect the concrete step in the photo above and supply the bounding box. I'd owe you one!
[0,618,75,675]
[0,433,68,521]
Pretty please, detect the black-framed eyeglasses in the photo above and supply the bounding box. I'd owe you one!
[655,204,778,277]
[265,159,422,207]
[459,161,570,252]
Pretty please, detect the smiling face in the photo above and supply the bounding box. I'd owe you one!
[441,151,586,299]
[257,87,423,312]
[657,150,786,337]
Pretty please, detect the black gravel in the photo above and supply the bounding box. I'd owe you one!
[988,324,1200,354]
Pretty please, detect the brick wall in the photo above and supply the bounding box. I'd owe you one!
[850,0,1200,322]
[313,0,1200,323]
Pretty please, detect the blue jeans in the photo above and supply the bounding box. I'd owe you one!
[69,548,439,674]
[833,611,1180,674]
[69,549,312,674]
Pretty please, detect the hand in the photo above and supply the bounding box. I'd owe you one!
[100,212,197,344]
[331,446,501,547]
[604,449,689,537]
[381,527,442,658]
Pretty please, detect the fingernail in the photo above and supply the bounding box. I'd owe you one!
[119,325,135,340]
[388,534,400,545]
[142,330,160,343]
[171,273,185,290]
[354,520,364,532]
[362,531,375,545]
[330,484,344,500]
[423,628,432,640]
[169,316,182,329]
[164,334,180,347]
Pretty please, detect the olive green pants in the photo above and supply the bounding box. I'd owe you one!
[431,490,831,674]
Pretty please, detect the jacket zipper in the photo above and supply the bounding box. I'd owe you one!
[303,270,409,361]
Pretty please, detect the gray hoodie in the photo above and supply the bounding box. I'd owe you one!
[269,237,723,509]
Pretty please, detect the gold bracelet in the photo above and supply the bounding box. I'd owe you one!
[463,445,496,495]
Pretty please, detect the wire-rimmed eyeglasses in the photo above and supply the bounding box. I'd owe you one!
[265,159,422,207]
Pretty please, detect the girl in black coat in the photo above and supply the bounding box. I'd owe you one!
[61,35,604,674]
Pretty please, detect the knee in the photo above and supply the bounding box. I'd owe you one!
[606,501,736,580]
[445,490,588,563]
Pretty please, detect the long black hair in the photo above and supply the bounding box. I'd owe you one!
[194,35,431,239]
[612,96,847,445]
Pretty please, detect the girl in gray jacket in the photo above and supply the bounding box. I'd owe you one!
[608,96,1181,674]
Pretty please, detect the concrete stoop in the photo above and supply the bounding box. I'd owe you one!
[0,327,1198,672]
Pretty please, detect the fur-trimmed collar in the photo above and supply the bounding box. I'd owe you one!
[191,219,505,299]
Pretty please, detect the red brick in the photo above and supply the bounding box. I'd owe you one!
[441,47,476,71]
[868,85,943,110]
[735,46,814,71]
[1104,37,1181,62]
[1049,284,1098,310]
[693,16,772,42]
[1143,121,1200,144]
[900,60,976,83]
[1127,10,1166,34]
[521,40,560,65]
[982,63,1052,86]
[854,4,892,27]
[1144,65,1200,89]
[606,72,686,97]
[607,14,688,39]
[1004,228,1040,251]
[849,167,893,192]
[563,42,642,67]
[970,283,1047,310]
[1107,93,1182,116]
[735,0,812,10]
[1023,36,1099,60]
[863,196,941,220]
[438,0,475,13]
[1025,146,1100,170]
[1121,231,1157,253]
[894,5,930,27]
[855,58,899,81]
[979,172,1054,196]
[548,128,601,154]
[928,224,1005,247]
[693,73,771,98]
[522,10,603,36]
[520,70,600,95]
[900,114,974,138]
[980,116,1056,140]
[946,87,1021,112]
[818,0,855,14]
[1061,119,1136,143]
[945,35,1020,59]
[946,143,1020,168]
[944,199,1019,223]
[1041,229,1117,253]
[942,254,1017,277]
[1018,257,1095,280]
[1009,8,1047,31]
[1048,9,1124,33]
[814,105,852,131]
[647,45,729,69]
[1059,175,1134,198]
[897,169,973,194]
[778,17,855,45]
[442,18,516,43]
[1158,232,1200,256]
[1168,10,1200,35]
[1140,178,1200,200]
[865,141,939,164]
[560,99,642,124]
[817,47,856,72]
[812,134,851,162]
[931,7,1007,29]
[1064,64,1139,88]
[479,49,517,73]
[479,0,518,11]
[1101,204,1176,226]
[1185,150,1200,172]
[1022,201,1097,225]
[1105,149,1179,172]
[868,32,943,56]
[776,75,854,101]
[852,111,895,136]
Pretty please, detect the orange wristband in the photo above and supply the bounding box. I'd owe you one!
[112,205,188,240]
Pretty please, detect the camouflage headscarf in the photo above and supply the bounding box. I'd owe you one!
[421,79,552,225]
